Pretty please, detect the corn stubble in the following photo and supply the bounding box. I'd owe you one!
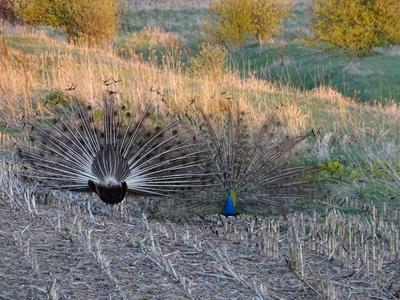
[0,160,399,299]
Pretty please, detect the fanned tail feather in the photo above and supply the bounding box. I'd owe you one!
[17,94,212,203]
[176,100,320,216]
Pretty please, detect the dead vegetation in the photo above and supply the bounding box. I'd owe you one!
[1,160,399,299]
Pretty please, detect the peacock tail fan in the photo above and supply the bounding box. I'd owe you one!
[16,94,212,205]
[175,99,322,217]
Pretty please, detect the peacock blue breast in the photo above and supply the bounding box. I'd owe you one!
[222,193,238,216]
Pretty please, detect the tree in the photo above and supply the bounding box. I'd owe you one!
[251,0,291,45]
[15,0,119,46]
[206,0,253,47]
[311,0,400,57]
[206,0,291,47]
[374,0,400,45]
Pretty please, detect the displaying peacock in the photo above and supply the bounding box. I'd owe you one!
[185,100,319,217]
[17,95,210,205]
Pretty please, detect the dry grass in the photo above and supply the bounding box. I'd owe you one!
[1,160,399,299]
[1,27,400,204]
[0,27,281,120]
[276,102,309,135]
[126,26,183,49]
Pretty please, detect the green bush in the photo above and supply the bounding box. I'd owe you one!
[188,43,228,78]
[206,0,291,47]
[311,0,400,57]
[206,0,253,47]
[15,0,118,46]
[374,0,400,44]
[250,0,291,45]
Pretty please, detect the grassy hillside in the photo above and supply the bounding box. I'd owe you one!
[230,6,400,102]
[1,27,400,211]
[122,2,400,102]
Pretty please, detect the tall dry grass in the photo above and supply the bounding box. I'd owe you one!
[0,27,399,139]
[1,27,400,206]
[1,27,399,140]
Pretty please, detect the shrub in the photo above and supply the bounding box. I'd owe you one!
[65,0,118,45]
[311,0,400,57]
[15,0,118,45]
[206,0,291,47]
[188,43,228,78]
[250,0,292,45]
[374,0,400,45]
[206,0,253,47]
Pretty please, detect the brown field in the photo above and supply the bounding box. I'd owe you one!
[1,160,399,299]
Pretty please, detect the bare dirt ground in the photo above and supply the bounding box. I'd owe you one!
[1,156,400,300]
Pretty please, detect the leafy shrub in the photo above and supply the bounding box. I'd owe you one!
[322,159,346,176]
[249,0,292,45]
[311,0,400,56]
[206,0,291,47]
[188,43,228,78]
[15,0,118,45]
[374,0,400,45]
[206,0,253,47]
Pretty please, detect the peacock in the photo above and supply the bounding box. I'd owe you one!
[17,95,210,205]
[185,100,319,217]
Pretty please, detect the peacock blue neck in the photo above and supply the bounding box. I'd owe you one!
[222,193,238,216]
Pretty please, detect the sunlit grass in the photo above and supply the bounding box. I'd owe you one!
[0,25,400,209]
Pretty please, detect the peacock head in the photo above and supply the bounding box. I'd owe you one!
[221,185,238,217]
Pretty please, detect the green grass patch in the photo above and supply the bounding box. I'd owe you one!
[230,41,400,102]
[122,8,208,47]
